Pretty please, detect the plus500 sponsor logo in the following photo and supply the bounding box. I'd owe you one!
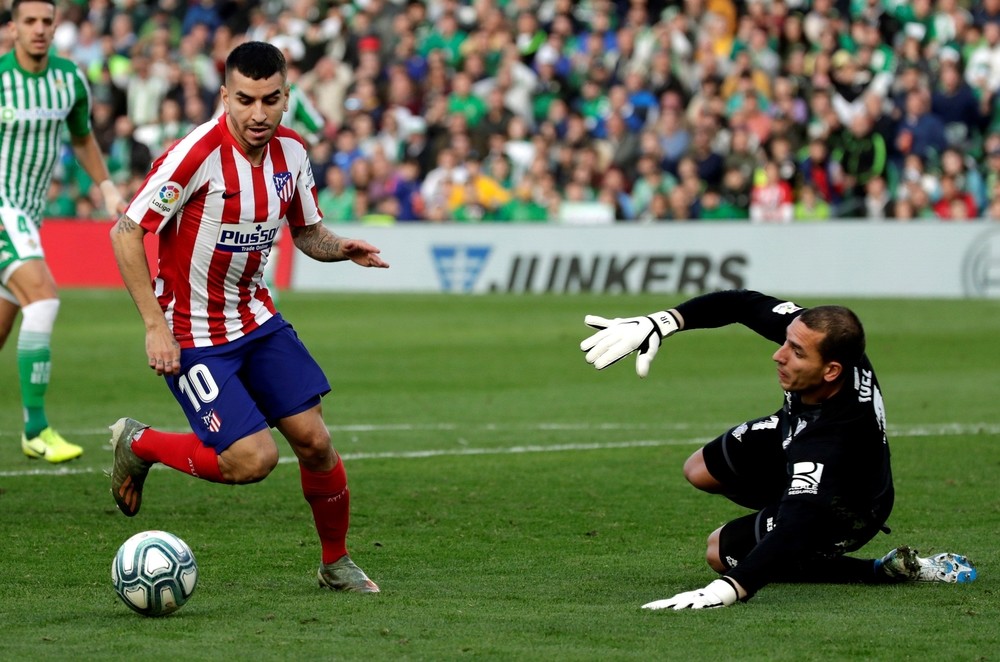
[217,225,279,253]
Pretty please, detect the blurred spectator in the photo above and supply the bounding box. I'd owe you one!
[497,184,549,222]
[352,113,381,158]
[685,124,725,188]
[715,166,752,220]
[127,55,169,127]
[895,88,948,168]
[182,0,222,37]
[598,167,635,221]
[933,173,977,220]
[723,126,760,181]
[863,177,892,220]
[166,68,215,123]
[939,147,987,213]
[90,100,118,155]
[391,158,424,221]
[109,11,136,56]
[750,160,794,223]
[447,71,487,128]
[420,10,467,68]
[831,112,887,216]
[794,184,832,222]
[421,147,466,222]
[107,116,153,185]
[964,20,1000,94]
[44,181,78,220]
[931,58,988,153]
[134,97,191,159]
[70,20,104,70]
[597,112,640,178]
[631,153,676,218]
[318,166,357,223]
[799,138,844,208]
[332,127,364,174]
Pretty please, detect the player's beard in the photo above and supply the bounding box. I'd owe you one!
[18,38,51,65]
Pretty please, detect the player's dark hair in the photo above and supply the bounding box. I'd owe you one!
[798,305,866,368]
[225,41,287,82]
[11,0,55,17]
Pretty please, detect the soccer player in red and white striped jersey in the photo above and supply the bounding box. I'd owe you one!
[109,42,387,593]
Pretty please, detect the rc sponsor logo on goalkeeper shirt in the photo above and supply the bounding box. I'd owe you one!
[788,462,824,495]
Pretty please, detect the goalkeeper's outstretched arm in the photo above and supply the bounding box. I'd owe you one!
[580,290,799,377]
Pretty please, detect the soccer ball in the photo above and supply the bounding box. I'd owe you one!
[112,530,198,617]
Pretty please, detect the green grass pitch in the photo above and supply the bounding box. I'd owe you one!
[1,290,998,660]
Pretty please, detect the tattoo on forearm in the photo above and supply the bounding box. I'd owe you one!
[112,218,138,234]
[297,227,347,261]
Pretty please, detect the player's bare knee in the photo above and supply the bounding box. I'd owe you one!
[296,437,335,470]
[220,436,279,483]
[229,448,278,483]
[706,528,727,573]
[0,298,17,349]
[286,427,334,468]
[683,449,722,493]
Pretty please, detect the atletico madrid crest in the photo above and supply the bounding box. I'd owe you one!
[273,172,293,202]
[201,409,222,433]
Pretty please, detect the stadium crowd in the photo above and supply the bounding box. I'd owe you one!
[10,0,1000,223]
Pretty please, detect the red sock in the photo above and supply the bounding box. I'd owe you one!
[131,428,226,483]
[300,457,350,564]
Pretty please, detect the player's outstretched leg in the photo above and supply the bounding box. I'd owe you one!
[318,555,380,593]
[877,546,977,583]
[108,417,152,517]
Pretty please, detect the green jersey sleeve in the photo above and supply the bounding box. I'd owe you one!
[64,60,93,138]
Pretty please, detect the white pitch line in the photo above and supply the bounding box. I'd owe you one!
[1,421,997,438]
[0,438,704,478]
[1,422,997,479]
[0,421,714,438]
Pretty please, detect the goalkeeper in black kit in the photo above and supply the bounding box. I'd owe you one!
[580,290,976,610]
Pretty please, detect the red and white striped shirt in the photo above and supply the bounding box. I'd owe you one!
[125,115,322,348]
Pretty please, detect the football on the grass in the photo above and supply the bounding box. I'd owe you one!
[112,530,198,617]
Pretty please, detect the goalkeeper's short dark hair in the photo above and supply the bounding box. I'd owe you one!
[225,42,287,83]
[798,305,866,368]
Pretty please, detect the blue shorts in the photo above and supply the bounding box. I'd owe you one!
[164,315,331,452]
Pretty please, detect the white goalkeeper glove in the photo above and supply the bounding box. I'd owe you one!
[641,578,740,611]
[580,310,680,378]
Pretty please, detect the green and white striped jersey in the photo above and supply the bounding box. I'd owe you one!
[0,50,93,224]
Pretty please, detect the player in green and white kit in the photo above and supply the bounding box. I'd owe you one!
[0,0,125,462]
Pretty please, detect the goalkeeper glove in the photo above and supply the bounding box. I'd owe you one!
[580,311,680,378]
[641,578,740,611]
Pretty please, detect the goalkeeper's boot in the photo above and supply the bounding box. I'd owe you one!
[318,555,380,593]
[108,417,152,517]
[22,428,84,463]
[877,546,977,583]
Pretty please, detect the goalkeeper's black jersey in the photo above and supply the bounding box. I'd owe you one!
[674,290,894,596]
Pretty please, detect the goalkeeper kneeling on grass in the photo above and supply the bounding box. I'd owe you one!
[580,289,976,610]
